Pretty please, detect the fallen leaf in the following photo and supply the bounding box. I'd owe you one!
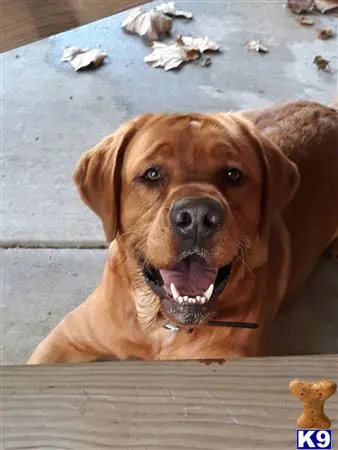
[287,0,315,13]
[313,54,331,70]
[61,46,89,62]
[144,42,200,70]
[314,0,338,12]
[245,40,269,53]
[61,47,107,71]
[70,50,107,71]
[316,27,334,38]
[176,35,220,53]
[122,7,172,41]
[298,15,315,24]
[144,34,220,71]
[185,48,201,60]
[155,1,193,19]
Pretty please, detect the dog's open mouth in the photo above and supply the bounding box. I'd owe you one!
[141,255,232,325]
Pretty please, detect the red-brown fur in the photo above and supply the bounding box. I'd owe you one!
[28,100,338,363]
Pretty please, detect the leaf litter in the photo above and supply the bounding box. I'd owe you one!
[287,0,338,13]
[155,1,193,19]
[176,35,220,52]
[314,0,338,13]
[144,35,221,71]
[316,27,334,38]
[61,47,107,71]
[298,15,315,24]
[122,7,172,42]
[245,40,269,53]
[313,55,331,70]
[144,42,199,71]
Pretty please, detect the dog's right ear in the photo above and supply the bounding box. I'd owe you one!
[73,114,153,242]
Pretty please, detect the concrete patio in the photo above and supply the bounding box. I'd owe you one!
[2,0,338,364]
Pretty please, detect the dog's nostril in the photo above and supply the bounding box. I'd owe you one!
[177,211,192,227]
[204,211,221,228]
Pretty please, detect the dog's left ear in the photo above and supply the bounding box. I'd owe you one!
[73,114,153,242]
[214,112,299,237]
[254,128,300,237]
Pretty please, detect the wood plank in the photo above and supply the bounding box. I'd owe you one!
[2,355,338,449]
[1,0,149,53]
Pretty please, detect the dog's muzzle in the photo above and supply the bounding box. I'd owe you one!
[140,197,234,326]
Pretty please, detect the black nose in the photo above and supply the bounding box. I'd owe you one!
[170,197,224,241]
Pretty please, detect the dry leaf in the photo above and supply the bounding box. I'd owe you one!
[144,42,200,71]
[314,0,338,12]
[313,55,331,70]
[245,40,269,53]
[176,35,220,53]
[144,34,220,71]
[70,50,107,71]
[122,7,172,41]
[287,0,338,12]
[61,46,89,62]
[61,47,107,71]
[185,49,201,60]
[155,1,193,19]
[316,27,334,39]
[287,0,315,13]
[298,15,315,24]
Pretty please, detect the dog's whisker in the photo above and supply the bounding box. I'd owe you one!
[236,243,253,279]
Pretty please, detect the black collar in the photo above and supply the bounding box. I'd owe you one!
[164,320,258,332]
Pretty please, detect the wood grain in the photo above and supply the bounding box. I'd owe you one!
[2,355,338,449]
[1,0,149,53]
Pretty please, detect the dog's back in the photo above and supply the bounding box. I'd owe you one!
[243,100,338,295]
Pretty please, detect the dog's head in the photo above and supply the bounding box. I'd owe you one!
[74,113,299,327]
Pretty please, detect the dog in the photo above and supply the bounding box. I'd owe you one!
[28,100,338,364]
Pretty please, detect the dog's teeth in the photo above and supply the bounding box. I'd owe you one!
[176,294,208,305]
[170,283,180,300]
[203,284,214,301]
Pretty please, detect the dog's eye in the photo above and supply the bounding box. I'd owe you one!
[143,167,163,183]
[224,167,244,185]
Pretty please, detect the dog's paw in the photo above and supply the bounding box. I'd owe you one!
[326,238,338,261]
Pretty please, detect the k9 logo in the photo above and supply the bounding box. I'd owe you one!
[296,429,332,449]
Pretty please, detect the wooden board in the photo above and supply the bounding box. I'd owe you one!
[2,355,338,449]
[1,0,149,53]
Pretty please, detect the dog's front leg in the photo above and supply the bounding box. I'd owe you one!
[27,299,111,364]
[27,292,151,364]
[27,317,100,364]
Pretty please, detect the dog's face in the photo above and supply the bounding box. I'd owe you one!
[74,113,299,328]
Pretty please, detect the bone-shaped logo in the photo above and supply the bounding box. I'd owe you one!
[289,379,337,429]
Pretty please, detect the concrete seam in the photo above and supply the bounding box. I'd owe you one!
[0,240,108,249]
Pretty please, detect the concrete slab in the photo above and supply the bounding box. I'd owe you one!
[270,256,338,356]
[2,1,338,242]
[1,249,106,364]
[2,249,338,364]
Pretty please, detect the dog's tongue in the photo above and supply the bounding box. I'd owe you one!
[160,255,218,296]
